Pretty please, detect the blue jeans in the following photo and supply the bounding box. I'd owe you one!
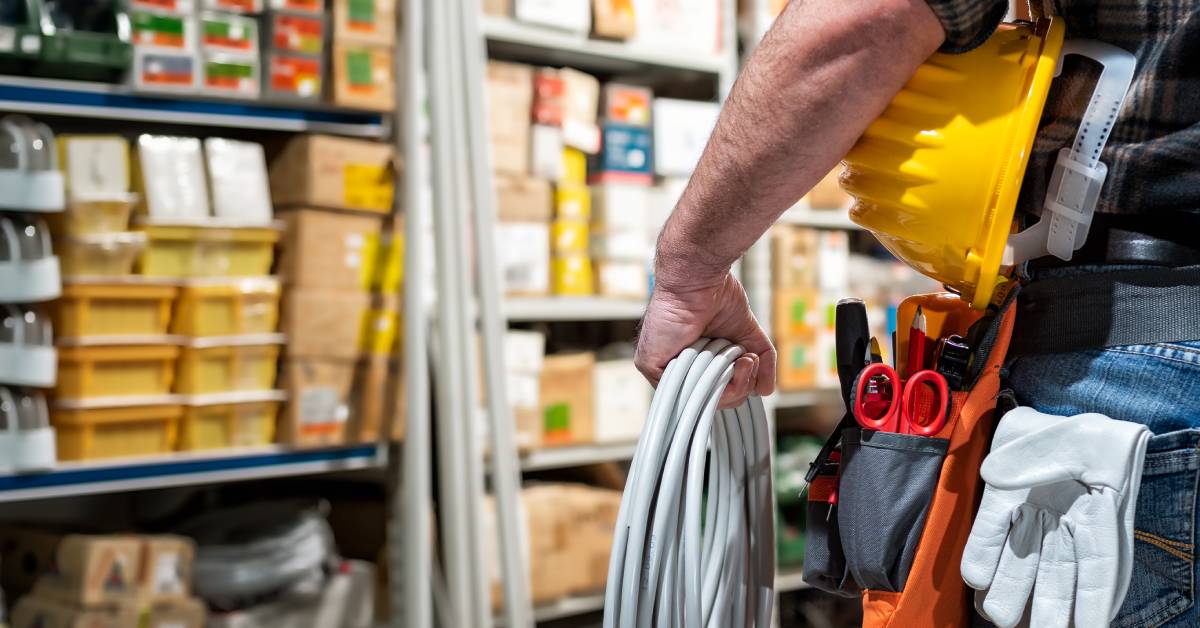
[1008,330,1200,626]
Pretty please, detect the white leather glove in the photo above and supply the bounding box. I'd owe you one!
[960,407,1150,628]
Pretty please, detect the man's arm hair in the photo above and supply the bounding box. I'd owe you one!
[655,0,945,288]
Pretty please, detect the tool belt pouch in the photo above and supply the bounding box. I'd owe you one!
[840,428,948,592]
[857,294,1017,628]
[802,456,860,596]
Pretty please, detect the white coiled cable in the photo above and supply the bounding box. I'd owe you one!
[604,338,775,628]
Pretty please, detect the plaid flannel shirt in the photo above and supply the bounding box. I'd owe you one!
[924,0,1200,217]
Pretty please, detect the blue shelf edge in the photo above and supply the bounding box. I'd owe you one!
[0,78,386,135]
[0,445,382,497]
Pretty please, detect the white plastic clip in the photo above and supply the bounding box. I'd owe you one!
[1005,38,1136,265]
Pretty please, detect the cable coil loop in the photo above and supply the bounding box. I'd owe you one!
[604,338,775,628]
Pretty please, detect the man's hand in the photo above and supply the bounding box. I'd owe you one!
[635,271,776,409]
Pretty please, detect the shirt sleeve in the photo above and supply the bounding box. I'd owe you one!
[923,0,1009,53]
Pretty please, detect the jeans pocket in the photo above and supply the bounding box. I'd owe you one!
[802,458,860,597]
[1113,432,1200,628]
[838,428,949,592]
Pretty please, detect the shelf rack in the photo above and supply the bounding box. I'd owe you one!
[518,441,637,472]
[0,444,386,504]
[0,75,387,138]
[503,296,645,322]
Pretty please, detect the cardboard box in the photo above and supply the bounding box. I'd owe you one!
[144,597,207,628]
[269,135,396,214]
[496,222,550,296]
[554,184,590,220]
[333,0,396,46]
[601,83,652,126]
[494,175,553,222]
[562,147,587,186]
[486,61,533,175]
[282,290,371,359]
[777,335,817,391]
[265,11,325,55]
[590,123,652,185]
[591,182,650,236]
[806,166,851,209]
[348,354,389,443]
[280,358,357,446]
[817,230,850,292]
[331,43,396,112]
[593,0,636,39]
[540,352,595,445]
[359,293,401,355]
[279,209,384,291]
[561,68,600,154]
[201,52,262,98]
[771,225,819,289]
[139,536,194,603]
[592,359,648,442]
[631,0,719,56]
[505,330,546,373]
[652,98,720,177]
[33,535,142,607]
[508,371,543,449]
[11,596,137,628]
[590,230,650,261]
[530,125,565,181]
[264,51,323,102]
[772,288,819,341]
[514,0,590,33]
[550,255,593,296]
[550,219,589,256]
[483,0,511,16]
[532,68,565,127]
[594,260,647,298]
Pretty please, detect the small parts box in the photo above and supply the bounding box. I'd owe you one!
[178,393,282,450]
[57,344,179,399]
[54,282,177,338]
[52,403,182,460]
[138,225,279,278]
[171,278,281,337]
[174,336,283,394]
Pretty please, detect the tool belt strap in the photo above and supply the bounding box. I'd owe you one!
[1011,265,1200,357]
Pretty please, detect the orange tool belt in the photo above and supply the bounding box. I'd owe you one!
[804,293,1017,626]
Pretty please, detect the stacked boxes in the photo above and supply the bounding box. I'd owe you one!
[551,149,593,295]
[484,485,622,607]
[503,330,546,449]
[0,530,205,628]
[539,352,594,445]
[329,0,397,111]
[263,0,325,102]
[200,4,262,99]
[269,133,398,446]
[130,2,200,93]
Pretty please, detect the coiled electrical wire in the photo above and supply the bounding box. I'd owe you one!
[604,338,775,628]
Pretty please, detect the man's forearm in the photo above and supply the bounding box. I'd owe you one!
[655,0,944,287]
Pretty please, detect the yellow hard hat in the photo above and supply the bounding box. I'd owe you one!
[841,19,1064,309]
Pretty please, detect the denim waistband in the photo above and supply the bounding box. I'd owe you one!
[1148,428,1200,454]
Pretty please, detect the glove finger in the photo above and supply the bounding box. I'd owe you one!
[981,505,1045,628]
[1030,519,1075,628]
[1073,497,1123,626]
[962,492,1018,590]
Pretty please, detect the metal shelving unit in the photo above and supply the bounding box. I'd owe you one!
[503,296,645,322]
[0,444,385,504]
[779,204,863,231]
[518,441,636,472]
[0,75,387,137]
[483,16,727,76]
[775,388,842,410]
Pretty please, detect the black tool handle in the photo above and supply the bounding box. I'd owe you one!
[835,298,870,410]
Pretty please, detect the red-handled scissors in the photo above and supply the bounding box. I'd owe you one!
[852,363,950,436]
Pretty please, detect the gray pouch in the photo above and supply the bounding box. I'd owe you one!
[801,455,861,597]
[838,428,949,592]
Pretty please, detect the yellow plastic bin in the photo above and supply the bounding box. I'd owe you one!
[138,224,280,277]
[171,278,282,337]
[178,393,282,450]
[174,335,283,394]
[49,196,137,236]
[57,344,179,398]
[57,233,147,277]
[55,281,178,337]
[52,402,181,461]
